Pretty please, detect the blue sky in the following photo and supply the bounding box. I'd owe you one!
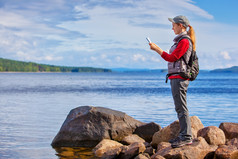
[0,0,237,69]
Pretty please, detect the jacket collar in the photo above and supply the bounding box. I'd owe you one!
[173,31,187,43]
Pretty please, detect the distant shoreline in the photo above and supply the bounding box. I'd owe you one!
[1,57,237,73]
[0,58,111,73]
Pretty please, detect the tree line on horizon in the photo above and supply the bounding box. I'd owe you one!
[0,58,111,72]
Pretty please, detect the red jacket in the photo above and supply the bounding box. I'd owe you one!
[161,39,189,80]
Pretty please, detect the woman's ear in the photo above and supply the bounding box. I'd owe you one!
[179,23,186,30]
[179,23,183,28]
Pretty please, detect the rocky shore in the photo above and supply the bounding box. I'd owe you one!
[51,106,238,159]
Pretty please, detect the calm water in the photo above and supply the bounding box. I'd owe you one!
[0,72,237,159]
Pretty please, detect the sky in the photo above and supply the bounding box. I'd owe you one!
[0,0,237,69]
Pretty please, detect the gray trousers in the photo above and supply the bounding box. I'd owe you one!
[170,78,192,140]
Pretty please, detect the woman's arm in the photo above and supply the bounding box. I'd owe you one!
[149,43,163,55]
[161,39,189,62]
[149,39,189,62]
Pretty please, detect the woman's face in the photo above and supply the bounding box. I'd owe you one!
[172,23,183,35]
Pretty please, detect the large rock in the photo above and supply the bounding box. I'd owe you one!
[151,137,217,159]
[92,139,123,158]
[51,106,144,147]
[213,138,238,159]
[197,126,226,146]
[134,122,161,143]
[151,116,204,146]
[219,122,238,140]
[118,142,146,159]
[151,120,179,147]
[214,145,238,159]
[121,134,145,145]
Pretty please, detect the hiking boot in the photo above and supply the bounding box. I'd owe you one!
[171,138,192,148]
[169,137,180,143]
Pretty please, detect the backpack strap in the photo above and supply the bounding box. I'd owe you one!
[176,36,193,65]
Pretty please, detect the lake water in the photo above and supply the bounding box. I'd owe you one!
[0,72,237,159]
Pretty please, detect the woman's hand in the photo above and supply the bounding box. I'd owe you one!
[149,43,163,55]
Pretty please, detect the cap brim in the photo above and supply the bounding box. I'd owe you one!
[168,18,174,23]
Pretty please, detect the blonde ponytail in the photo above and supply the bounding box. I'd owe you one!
[187,25,196,51]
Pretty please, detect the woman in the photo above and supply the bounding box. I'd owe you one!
[149,15,196,148]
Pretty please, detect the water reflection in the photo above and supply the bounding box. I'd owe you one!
[54,147,98,159]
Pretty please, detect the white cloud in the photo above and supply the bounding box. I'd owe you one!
[101,54,107,59]
[0,9,65,38]
[170,0,213,19]
[57,0,215,52]
[150,57,160,63]
[90,56,97,61]
[115,56,121,62]
[133,54,146,62]
[220,51,231,60]
[16,50,63,62]
[44,55,63,61]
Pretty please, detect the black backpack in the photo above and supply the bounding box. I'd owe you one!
[166,37,199,82]
[179,37,199,81]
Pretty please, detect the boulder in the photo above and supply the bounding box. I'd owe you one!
[51,106,144,147]
[219,122,238,140]
[151,137,217,159]
[213,138,238,159]
[197,126,226,145]
[151,116,204,146]
[121,134,145,145]
[134,122,161,143]
[118,142,146,159]
[92,139,123,158]
[190,116,205,137]
[151,120,179,147]
[214,145,238,159]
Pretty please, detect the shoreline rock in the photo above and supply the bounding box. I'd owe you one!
[197,126,226,146]
[134,122,161,143]
[93,139,123,158]
[52,106,238,159]
[219,122,238,140]
[151,116,204,147]
[121,134,145,145]
[151,137,217,159]
[51,106,144,148]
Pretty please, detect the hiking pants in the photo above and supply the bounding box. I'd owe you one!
[170,78,192,140]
